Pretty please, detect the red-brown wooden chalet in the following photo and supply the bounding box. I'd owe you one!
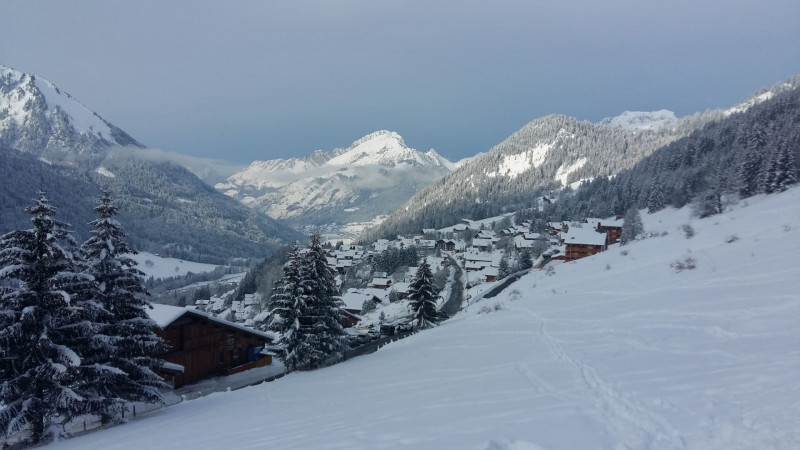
[148,304,274,388]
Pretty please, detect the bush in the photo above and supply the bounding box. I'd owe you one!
[670,256,696,272]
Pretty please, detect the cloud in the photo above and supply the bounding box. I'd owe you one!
[103,146,244,185]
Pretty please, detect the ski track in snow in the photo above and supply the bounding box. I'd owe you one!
[516,305,687,450]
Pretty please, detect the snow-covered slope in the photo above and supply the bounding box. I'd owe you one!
[599,109,678,131]
[0,65,143,163]
[217,130,455,225]
[54,187,800,449]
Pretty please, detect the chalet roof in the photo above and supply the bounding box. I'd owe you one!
[597,217,624,228]
[147,304,274,341]
[370,277,392,286]
[472,238,493,247]
[563,226,607,246]
[514,236,535,248]
[464,251,495,262]
[340,291,379,310]
[465,260,489,270]
[392,281,410,294]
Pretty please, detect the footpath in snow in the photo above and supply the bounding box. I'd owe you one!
[54,188,800,449]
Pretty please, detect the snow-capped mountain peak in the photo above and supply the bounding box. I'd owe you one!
[326,130,444,168]
[599,110,678,131]
[0,65,142,162]
[217,130,455,225]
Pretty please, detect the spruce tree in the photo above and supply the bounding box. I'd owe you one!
[517,250,533,271]
[77,191,167,425]
[620,207,644,245]
[0,190,92,445]
[497,255,510,280]
[407,259,440,330]
[771,141,798,192]
[286,235,347,371]
[737,147,761,198]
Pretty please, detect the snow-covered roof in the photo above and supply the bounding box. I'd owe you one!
[370,277,392,286]
[472,238,493,247]
[147,304,274,341]
[340,291,377,310]
[563,227,607,246]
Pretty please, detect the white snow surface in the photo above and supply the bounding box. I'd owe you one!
[53,188,800,449]
[127,252,223,280]
[555,157,588,187]
[488,142,553,179]
[724,91,775,117]
[599,110,678,131]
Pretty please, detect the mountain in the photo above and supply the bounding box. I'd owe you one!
[0,65,301,263]
[216,130,455,226]
[363,75,800,240]
[0,65,142,163]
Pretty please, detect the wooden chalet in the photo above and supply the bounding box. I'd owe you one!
[596,218,624,245]
[546,221,569,235]
[562,227,608,262]
[148,304,274,388]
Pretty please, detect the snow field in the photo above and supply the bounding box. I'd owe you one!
[54,188,800,449]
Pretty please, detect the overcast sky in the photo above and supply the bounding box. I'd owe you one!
[2,1,799,163]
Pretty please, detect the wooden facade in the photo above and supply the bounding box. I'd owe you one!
[152,308,273,389]
[564,242,605,262]
[596,222,623,245]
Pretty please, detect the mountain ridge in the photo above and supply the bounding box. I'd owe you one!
[217,130,455,225]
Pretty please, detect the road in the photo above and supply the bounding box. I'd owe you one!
[441,255,464,316]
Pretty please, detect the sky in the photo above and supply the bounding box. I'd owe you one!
[2,1,799,164]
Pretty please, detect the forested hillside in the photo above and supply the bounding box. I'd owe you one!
[541,81,800,222]
[364,76,799,240]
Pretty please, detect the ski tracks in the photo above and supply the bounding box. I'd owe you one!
[519,307,687,450]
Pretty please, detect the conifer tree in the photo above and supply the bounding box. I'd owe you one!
[620,207,644,245]
[770,141,798,192]
[285,235,347,371]
[497,255,510,280]
[0,190,93,445]
[77,191,167,425]
[647,179,666,213]
[738,147,762,198]
[517,250,533,271]
[407,259,440,330]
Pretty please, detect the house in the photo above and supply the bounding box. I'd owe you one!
[479,266,499,282]
[147,304,274,388]
[596,218,624,245]
[546,221,569,235]
[562,226,608,262]
[370,277,392,289]
[471,238,493,252]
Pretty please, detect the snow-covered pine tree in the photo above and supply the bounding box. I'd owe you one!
[647,179,666,213]
[497,255,510,280]
[517,249,533,271]
[77,191,167,425]
[407,258,440,330]
[286,234,347,371]
[620,207,644,245]
[737,147,762,198]
[0,190,93,445]
[770,141,798,192]
[263,247,303,364]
